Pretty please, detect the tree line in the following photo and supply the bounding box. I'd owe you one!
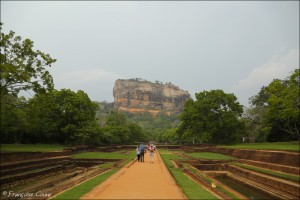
[1,24,299,145]
[1,89,147,145]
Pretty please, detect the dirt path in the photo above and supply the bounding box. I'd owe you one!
[81,150,186,199]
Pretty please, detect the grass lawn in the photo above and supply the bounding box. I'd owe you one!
[71,150,136,159]
[160,150,218,199]
[219,141,299,152]
[188,152,237,160]
[0,144,69,152]
[52,168,119,199]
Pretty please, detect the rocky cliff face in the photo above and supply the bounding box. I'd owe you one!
[113,79,191,116]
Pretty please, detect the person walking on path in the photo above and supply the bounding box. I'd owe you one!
[140,142,145,162]
[149,146,154,163]
[136,144,141,162]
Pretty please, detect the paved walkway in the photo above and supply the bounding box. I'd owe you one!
[81,150,186,199]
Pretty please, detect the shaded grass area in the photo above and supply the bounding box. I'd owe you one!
[71,150,136,159]
[184,164,239,200]
[0,144,69,152]
[188,152,237,160]
[219,141,299,152]
[232,162,300,183]
[218,186,239,200]
[160,150,218,199]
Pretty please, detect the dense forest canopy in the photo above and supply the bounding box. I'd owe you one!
[1,25,299,145]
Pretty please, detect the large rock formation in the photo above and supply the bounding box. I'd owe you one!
[113,79,191,116]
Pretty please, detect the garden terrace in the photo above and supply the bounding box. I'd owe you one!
[0,147,133,200]
[168,144,299,167]
[0,156,124,189]
[1,143,298,199]
[163,148,299,200]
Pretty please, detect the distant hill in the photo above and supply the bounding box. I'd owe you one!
[95,101,114,116]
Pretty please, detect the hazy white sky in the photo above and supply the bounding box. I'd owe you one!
[1,1,299,106]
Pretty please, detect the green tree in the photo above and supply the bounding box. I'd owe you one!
[265,69,299,141]
[247,68,299,142]
[26,92,59,143]
[27,89,99,144]
[178,90,244,144]
[127,121,147,143]
[242,106,269,142]
[123,111,180,142]
[0,24,57,143]
[0,23,56,96]
[76,120,103,145]
[106,110,128,126]
[101,111,146,144]
[159,128,179,144]
[0,95,30,143]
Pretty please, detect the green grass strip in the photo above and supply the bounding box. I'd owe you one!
[52,168,118,200]
[232,162,300,183]
[71,150,136,159]
[188,152,236,160]
[0,144,68,152]
[219,141,299,152]
[160,151,218,199]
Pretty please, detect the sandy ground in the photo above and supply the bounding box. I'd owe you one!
[81,150,186,199]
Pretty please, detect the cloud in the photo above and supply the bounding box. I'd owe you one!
[233,48,299,91]
[53,68,121,101]
[59,68,120,84]
[232,48,299,105]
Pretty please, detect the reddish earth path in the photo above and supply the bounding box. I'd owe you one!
[81,150,186,199]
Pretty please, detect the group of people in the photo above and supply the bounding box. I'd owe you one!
[136,142,156,163]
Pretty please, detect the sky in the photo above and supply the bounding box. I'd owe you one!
[1,1,299,107]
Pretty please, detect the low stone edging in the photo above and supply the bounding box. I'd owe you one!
[208,147,299,167]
